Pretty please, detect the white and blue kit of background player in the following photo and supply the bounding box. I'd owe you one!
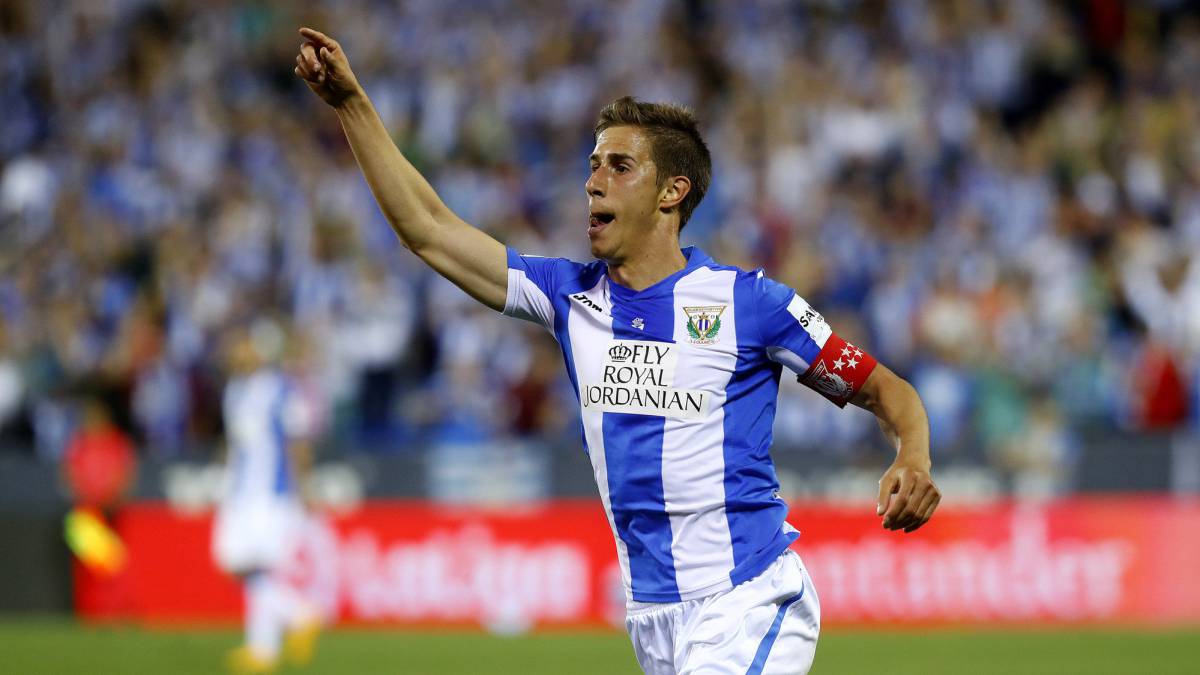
[503,246,878,674]
[213,368,311,574]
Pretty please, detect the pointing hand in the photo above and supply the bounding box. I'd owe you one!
[294,27,362,108]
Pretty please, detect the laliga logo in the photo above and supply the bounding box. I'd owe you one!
[608,344,632,363]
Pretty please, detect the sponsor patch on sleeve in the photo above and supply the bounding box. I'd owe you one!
[786,295,832,346]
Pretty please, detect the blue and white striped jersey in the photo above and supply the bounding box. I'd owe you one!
[221,369,312,504]
[504,246,876,603]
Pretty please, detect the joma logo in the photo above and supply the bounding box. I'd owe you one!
[572,293,602,313]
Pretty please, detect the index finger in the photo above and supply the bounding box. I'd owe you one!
[883,473,914,527]
[876,472,898,516]
[299,27,337,50]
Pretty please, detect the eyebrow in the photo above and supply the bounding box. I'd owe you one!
[589,152,637,165]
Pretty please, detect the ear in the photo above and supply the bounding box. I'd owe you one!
[658,176,692,212]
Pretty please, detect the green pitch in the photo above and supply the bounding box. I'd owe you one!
[1,618,1197,674]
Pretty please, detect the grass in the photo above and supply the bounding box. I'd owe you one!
[0,618,1197,674]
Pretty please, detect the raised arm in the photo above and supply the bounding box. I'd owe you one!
[850,364,941,533]
[294,27,508,310]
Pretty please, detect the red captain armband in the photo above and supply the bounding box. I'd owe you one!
[799,333,878,408]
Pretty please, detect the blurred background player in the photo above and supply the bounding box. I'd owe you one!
[61,398,137,611]
[212,320,322,674]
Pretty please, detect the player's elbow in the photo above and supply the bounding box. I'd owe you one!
[391,213,443,257]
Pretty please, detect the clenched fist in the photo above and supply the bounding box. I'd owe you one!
[294,27,362,108]
[876,459,940,533]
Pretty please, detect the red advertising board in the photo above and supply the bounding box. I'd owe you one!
[77,497,1200,628]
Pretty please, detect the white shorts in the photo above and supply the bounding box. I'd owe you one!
[625,550,820,675]
[212,498,303,575]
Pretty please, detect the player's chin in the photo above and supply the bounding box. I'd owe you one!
[588,233,615,260]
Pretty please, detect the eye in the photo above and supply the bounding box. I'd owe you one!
[615,164,629,174]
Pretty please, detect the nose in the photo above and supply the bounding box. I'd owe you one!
[585,170,604,198]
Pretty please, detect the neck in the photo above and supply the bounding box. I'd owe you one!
[607,234,688,291]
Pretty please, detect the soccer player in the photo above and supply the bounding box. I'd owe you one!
[212,325,322,673]
[295,27,940,674]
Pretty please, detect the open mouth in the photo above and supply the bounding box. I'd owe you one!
[588,212,615,236]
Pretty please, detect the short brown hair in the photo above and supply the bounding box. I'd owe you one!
[594,96,711,230]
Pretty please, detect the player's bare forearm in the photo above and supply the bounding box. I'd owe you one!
[851,365,941,532]
[295,28,508,311]
[288,440,316,507]
[334,93,507,309]
[333,93,448,252]
[853,365,930,467]
[288,440,314,479]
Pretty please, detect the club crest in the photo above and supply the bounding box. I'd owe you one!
[683,305,726,344]
[803,359,852,400]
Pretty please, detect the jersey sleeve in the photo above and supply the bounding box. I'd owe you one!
[503,247,574,330]
[752,273,878,408]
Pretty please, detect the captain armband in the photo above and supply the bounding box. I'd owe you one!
[798,333,878,408]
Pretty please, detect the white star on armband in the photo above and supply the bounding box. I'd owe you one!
[846,358,859,369]
[833,358,845,370]
[841,347,852,357]
[854,349,863,359]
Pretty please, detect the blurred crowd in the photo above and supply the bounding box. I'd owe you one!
[1,0,1197,493]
